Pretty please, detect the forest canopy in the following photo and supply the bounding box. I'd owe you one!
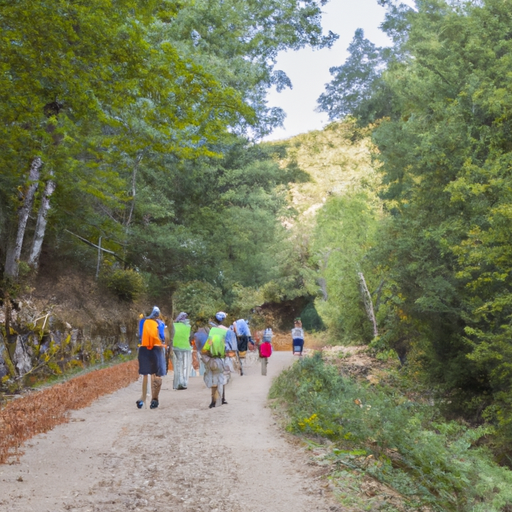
[0,0,335,315]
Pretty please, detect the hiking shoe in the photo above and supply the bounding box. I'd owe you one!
[136,400,144,409]
[209,401,216,409]
[150,399,159,409]
[222,399,228,405]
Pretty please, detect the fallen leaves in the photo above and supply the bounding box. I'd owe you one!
[0,359,138,464]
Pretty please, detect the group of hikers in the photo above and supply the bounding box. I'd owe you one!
[135,307,306,410]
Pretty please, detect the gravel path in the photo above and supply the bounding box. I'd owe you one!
[0,351,343,512]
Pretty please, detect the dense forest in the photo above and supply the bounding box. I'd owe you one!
[3,0,512,479]
[316,0,512,461]
[0,0,335,314]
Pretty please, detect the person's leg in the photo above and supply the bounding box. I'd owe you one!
[210,385,218,408]
[183,350,191,388]
[151,375,162,408]
[172,351,179,389]
[261,357,267,376]
[222,386,227,405]
[174,350,187,389]
[217,381,225,405]
[236,350,244,376]
[137,374,148,408]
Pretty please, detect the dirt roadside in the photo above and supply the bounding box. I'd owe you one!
[0,351,344,512]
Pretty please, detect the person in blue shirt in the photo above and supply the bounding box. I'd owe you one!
[192,326,208,376]
[224,324,241,374]
[136,306,167,409]
[233,318,254,375]
[225,324,238,352]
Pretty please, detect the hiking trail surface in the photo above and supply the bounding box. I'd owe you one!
[0,351,343,512]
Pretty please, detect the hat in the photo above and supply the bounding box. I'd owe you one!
[215,311,227,322]
[147,306,160,319]
[175,312,188,323]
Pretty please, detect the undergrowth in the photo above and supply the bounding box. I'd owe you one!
[269,352,512,511]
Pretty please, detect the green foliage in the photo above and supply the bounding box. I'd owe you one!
[271,354,512,511]
[173,281,226,324]
[299,301,324,332]
[227,283,264,320]
[0,0,336,311]
[315,0,512,447]
[101,268,146,302]
[317,28,395,124]
[312,192,380,342]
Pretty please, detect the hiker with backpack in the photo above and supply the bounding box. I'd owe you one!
[171,312,192,390]
[224,324,240,374]
[192,325,208,376]
[136,306,167,409]
[201,311,230,409]
[233,318,254,376]
[259,326,273,376]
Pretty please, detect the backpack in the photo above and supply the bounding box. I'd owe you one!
[259,341,272,358]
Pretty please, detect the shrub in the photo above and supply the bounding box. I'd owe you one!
[270,353,512,511]
[101,268,145,302]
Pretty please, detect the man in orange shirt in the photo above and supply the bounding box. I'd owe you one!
[136,306,167,409]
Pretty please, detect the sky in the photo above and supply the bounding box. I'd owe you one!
[262,0,395,141]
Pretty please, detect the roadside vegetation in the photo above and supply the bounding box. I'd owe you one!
[270,351,512,511]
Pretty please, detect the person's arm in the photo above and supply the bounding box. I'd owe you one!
[157,320,166,343]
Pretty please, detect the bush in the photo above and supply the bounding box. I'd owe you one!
[101,268,146,302]
[270,353,512,511]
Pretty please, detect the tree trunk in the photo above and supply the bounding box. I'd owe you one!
[358,272,378,337]
[28,172,55,269]
[4,157,42,279]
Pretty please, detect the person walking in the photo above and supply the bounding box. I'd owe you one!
[233,318,254,375]
[172,312,192,390]
[259,326,273,376]
[201,311,229,409]
[291,318,305,356]
[192,326,208,376]
[224,324,240,375]
[136,306,167,409]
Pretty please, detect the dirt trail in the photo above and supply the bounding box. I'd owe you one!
[0,351,342,512]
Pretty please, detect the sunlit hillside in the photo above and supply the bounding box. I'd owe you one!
[271,121,377,224]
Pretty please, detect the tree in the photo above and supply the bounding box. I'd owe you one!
[317,28,394,124]
[1,0,335,287]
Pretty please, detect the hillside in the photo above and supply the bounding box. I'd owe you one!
[276,121,376,223]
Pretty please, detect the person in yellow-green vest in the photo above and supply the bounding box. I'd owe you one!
[201,311,229,409]
[172,312,192,390]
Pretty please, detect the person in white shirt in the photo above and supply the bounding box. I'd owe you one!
[291,318,305,356]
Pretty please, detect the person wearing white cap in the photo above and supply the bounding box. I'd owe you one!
[201,311,229,408]
[136,306,167,409]
[171,312,192,390]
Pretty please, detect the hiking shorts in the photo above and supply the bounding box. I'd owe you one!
[138,346,167,376]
